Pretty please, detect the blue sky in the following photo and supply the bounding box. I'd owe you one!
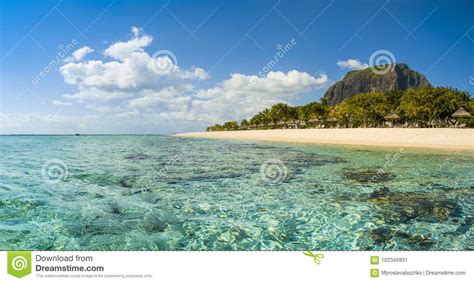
[0,0,473,134]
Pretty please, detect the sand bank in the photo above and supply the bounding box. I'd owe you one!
[175,128,474,151]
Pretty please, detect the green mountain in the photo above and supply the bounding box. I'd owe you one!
[324,63,431,105]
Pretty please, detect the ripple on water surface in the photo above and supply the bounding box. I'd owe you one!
[0,135,472,250]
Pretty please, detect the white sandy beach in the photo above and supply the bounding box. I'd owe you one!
[175,128,474,151]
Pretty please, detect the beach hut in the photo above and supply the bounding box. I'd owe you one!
[451,107,471,127]
[384,112,400,127]
[276,121,286,129]
[289,120,298,129]
[268,121,276,129]
[326,117,338,127]
[307,117,319,128]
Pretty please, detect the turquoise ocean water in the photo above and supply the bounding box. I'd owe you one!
[0,135,472,250]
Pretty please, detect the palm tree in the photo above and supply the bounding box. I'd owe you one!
[240,119,249,127]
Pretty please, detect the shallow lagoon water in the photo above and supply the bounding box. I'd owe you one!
[0,135,472,250]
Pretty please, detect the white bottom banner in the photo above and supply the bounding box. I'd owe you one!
[0,251,472,282]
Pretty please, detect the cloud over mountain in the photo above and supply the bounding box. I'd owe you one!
[336,59,369,70]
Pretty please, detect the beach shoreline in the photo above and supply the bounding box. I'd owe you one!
[175,128,474,152]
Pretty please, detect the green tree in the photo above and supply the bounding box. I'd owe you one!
[223,121,239,131]
[205,86,473,130]
[206,124,224,131]
[240,119,249,127]
[399,87,436,126]
[432,87,470,120]
[269,103,296,123]
[336,92,388,127]
[298,102,327,122]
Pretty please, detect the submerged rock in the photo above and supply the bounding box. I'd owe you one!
[118,178,134,188]
[370,187,390,198]
[406,234,434,249]
[126,187,152,196]
[343,169,395,183]
[369,226,434,249]
[452,217,473,235]
[108,202,124,214]
[142,218,168,233]
[163,171,245,183]
[371,226,395,245]
[454,223,470,235]
[425,182,451,191]
[124,153,152,161]
[72,173,142,189]
[368,187,462,223]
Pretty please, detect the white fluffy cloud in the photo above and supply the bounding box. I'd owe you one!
[3,70,328,133]
[27,27,333,133]
[127,85,193,110]
[337,59,369,70]
[64,46,94,63]
[188,70,328,122]
[103,27,152,60]
[59,27,208,101]
[60,53,207,91]
[86,104,122,113]
[63,87,130,101]
[52,100,72,106]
